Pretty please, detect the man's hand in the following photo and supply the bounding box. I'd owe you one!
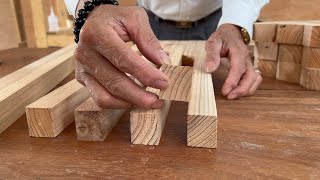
[75,5,170,109]
[205,24,262,99]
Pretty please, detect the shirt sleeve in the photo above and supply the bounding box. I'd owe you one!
[64,0,80,17]
[218,0,269,38]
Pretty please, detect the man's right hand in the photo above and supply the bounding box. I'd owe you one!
[75,5,170,109]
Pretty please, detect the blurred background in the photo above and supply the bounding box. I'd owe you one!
[1,0,319,51]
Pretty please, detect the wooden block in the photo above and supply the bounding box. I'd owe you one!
[276,62,301,83]
[75,98,126,141]
[300,67,320,91]
[253,23,277,42]
[276,24,304,45]
[186,41,217,148]
[47,33,74,47]
[254,42,279,61]
[278,44,303,64]
[26,80,90,137]
[302,47,320,69]
[130,43,185,146]
[257,59,277,78]
[158,65,193,102]
[0,44,75,134]
[303,25,320,47]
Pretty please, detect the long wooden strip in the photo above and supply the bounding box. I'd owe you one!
[26,79,90,137]
[130,43,185,145]
[186,41,218,148]
[75,98,126,141]
[0,45,75,134]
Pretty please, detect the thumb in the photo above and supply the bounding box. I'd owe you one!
[205,36,223,73]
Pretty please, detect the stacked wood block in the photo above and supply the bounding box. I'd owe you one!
[253,21,320,90]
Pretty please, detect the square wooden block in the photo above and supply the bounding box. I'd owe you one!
[300,67,320,91]
[257,59,277,78]
[276,62,301,84]
[278,44,303,64]
[254,42,279,61]
[302,47,320,69]
[253,23,277,42]
[303,25,320,48]
[276,24,304,45]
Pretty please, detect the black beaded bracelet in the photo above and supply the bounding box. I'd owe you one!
[73,0,119,43]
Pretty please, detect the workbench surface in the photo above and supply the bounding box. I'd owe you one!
[0,48,319,179]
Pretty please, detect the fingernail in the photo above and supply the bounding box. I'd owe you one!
[153,80,170,90]
[206,61,216,73]
[151,100,164,109]
[228,94,237,100]
[159,50,171,65]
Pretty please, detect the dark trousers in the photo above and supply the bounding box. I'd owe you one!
[147,9,222,40]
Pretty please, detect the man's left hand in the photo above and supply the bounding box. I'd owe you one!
[205,24,262,99]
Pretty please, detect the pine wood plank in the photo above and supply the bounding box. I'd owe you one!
[300,67,320,91]
[278,44,303,64]
[275,24,304,45]
[303,24,320,48]
[256,59,277,78]
[158,65,193,102]
[75,98,126,141]
[130,43,185,145]
[254,42,279,61]
[253,23,277,42]
[0,45,75,134]
[302,47,320,69]
[26,79,90,137]
[276,62,301,83]
[185,41,217,148]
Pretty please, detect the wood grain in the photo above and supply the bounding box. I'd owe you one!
[185,41,217,148]
[130,43,185,145]
[277,44,303,64]
[253,23,277,42]
[0,44,75,134]
[254,42,279,61]
[303,25,320,48]
[276,24,304,45]
[75,98,126,141]
[159,65,193,102]
[26,80,90,137]
[302,47,320,69]
[276,62,301,83]
[256,59,277,78]
[300,67,320,91]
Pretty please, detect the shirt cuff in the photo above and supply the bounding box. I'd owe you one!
[218,0,269,39]
[64,0,80,17]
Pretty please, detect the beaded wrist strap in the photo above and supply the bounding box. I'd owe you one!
[74,0,119,43]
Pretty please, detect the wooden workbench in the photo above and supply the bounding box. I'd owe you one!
[0,48,319,179]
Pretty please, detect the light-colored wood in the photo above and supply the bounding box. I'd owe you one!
[26,80,90,137]
[159,65,193,102]
[0,0,21,50]
[0,45,75,135]
[130,43,185,145]
[300,67,320,91]
[75,98,126,141]
[303,25,320,48]
[254,42,279,61]
[253,23,277,42]
[302,47,320,69]
[257,59,277,78]
[276,62,301,83]
[185,41,217,148]
[275,24,304,45]
[47,33,74,47]
[20,0,48,48]
[278,44,303,64]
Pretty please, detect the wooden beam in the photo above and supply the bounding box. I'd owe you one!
[300,67,320,91]
[20,0,48,48]
[130,43,185,145]
[47,33,74,47]
[186,41,217,148]
[275,23,304,45]
[158,65,193,102]
[276,62,301,84]
[0,44,75,134]
[303,24,320,48]
[75,98,126,141]
[254,42,279,61]
[278,44,303,64]
[26,79,90,137]
[256,58,277,78]
[302,47,320,69]
[253,23,277,42]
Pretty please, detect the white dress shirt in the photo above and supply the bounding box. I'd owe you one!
[64,0,269,38]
